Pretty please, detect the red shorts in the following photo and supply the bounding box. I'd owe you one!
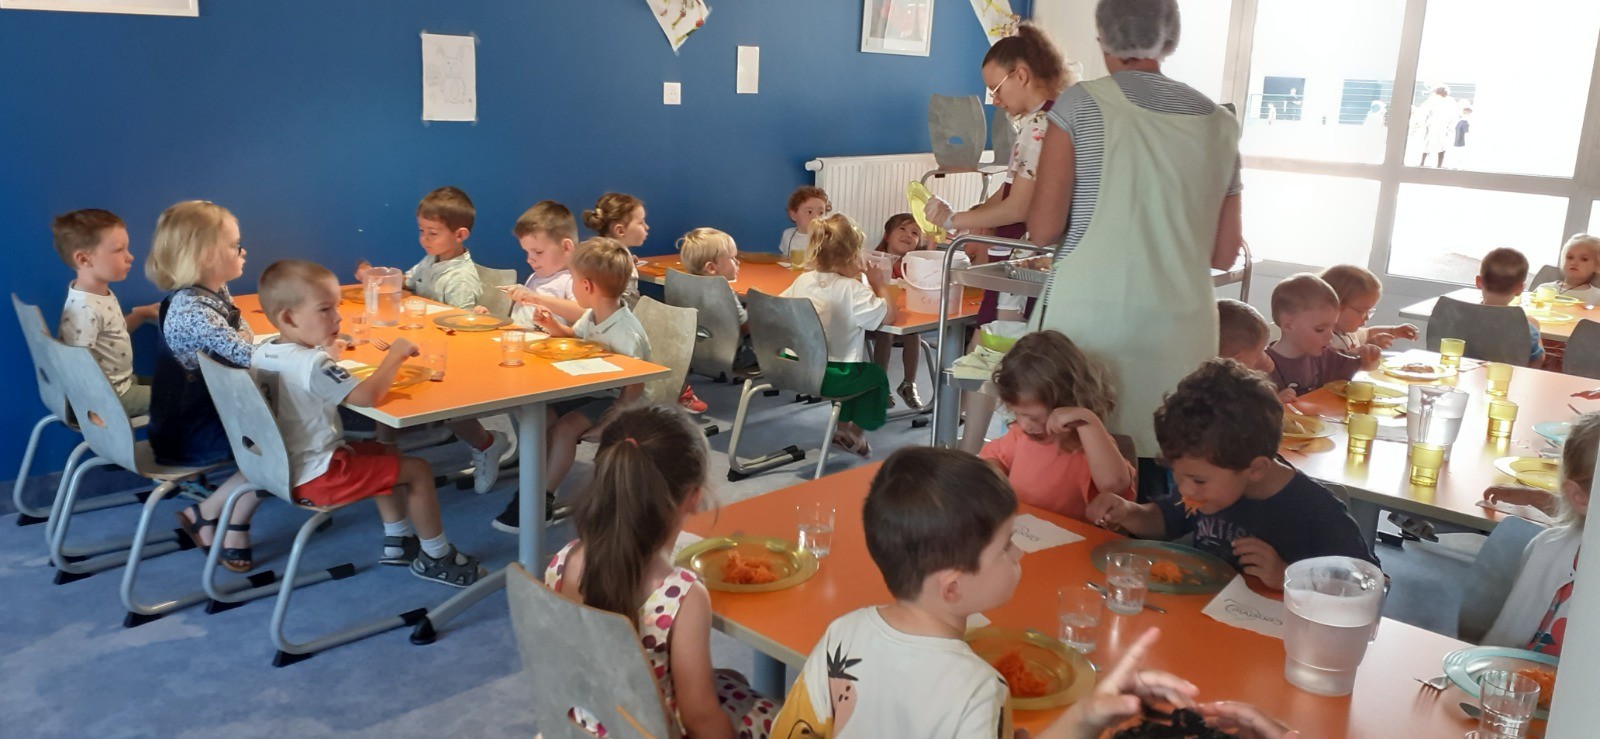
[292,442,402,508]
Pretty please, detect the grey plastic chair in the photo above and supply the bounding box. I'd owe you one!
[41,337,213,588]
[197,353,431,666]
[1458,516,1544,643]
[474,264,519,318]
[929,94,986,170]
[1529,265,1561,290]
[1426,296,1537,366]
[506,562,673,738]
[1563,319,1600,379]
[633,296,695,406]
[726,291,871,481]
[664,269,745,381]
[11,294,147,528]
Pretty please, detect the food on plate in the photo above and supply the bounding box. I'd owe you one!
[1149,559,1185,585]
[1283,416,1314,435]
[1516,666,1557,709]
[994,650,1051,698]
[721,551,780,585]
[1399,362,1434,373]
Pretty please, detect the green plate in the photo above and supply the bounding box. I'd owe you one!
[675,536,819,593]
[966,627,1097,710]
[1089,540,1236,595]
[1443,646,1558,720]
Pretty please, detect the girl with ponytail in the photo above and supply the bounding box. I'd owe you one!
[544,403,777,738]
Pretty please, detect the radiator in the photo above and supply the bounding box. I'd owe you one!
[805,153,998,248]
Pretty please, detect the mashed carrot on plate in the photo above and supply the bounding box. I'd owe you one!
[1516,667,1556,709]
[722,551,780,585]
[1149,559,1185,585]
[995,650,1051,698]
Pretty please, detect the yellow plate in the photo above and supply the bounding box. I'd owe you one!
[339,285,412,304]
[1493,456,1561,492]
[1552,295,1583,305]
[1322,380,1406,405]
[347,363,433,389]
[526,337,606,361]
[675,536,819,593]
[1379,360,1456,380]
[1527,310,1577,324]
[434,313,511,331]
[967,627,1097,710]
[906,181,948,241]
[1282,414,1333,439]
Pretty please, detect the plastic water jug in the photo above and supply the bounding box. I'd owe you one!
[363,267,404,327]
[1282,556,1385,696]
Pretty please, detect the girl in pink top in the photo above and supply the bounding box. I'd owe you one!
[980,330,1136,523]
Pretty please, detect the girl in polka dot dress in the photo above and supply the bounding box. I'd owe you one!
[545,403,777,738]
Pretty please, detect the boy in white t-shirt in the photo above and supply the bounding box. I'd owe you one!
[53,209,161,416]
[779,186,830,264]
[498,200,585,328]
[253,260,485,588]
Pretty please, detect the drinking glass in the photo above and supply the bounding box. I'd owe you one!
[1105,553,1150,615]
[1533,286,1558,311]
[1344,381,1374,421]
[500,330,526,367]
[1347,414,1377,455]
[1058,585,1103,654]
[348,314,370,346]
[1478,670,1539,738]
[402,297,426,330]
[1486,363,1513,397]
[1438,338,1466,369]
[1408,442,1445,486]
[421,338,447,381]
[797,503,835,559]
[1487,400,1519,440]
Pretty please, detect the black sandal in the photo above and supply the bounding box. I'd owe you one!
[175,504,217,553]
[218,522,254,573]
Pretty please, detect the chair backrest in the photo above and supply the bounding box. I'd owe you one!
[1564,319,1600,380]
[506,562,672,739]
[928,94,986,170]
[40,337,139,472]
[989,106,1016,168]
[13,294,72,421]
[632,296,695,406]
[1529,264,1561,290]
[196,353,295,499]
[1458,516,1545,643]
[474,265,519,318]
[744,290,828,396]
[1426,297,1536,365]
[663,270,744,379]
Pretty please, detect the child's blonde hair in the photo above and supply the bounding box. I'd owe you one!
[417,186,475,231]
[1319,264,1382,305]
[1269,273,1340,324]
[582,192,643,238]
[1559,413,1600,527]
[145,200,235,292]
[806,214,864,274]
[1562,233,1600,281]
[1217,299,1269,357]
[676,228,735,276]
[991,330,1116,452]
[51,209,124,267]
[512,200,577,243]
[570,237,634,299]
[258,259,336,325]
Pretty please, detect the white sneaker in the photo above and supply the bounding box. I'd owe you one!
[471,431,511,494]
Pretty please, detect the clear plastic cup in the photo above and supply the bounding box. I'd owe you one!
[1058,585,1103,654]
[1478,670,1539,738]
[797,502,834,559]
[1105,552,1150,615]
[1487,400,1518,440]
[348,314,369,346]
[500,330,526,367]
[1486,362,1513,397]
[1347,414,1377,455]
[1409,442,1445,486]
[402,297,426,330]
[421,338,446,381]
[1439,337,1466,368]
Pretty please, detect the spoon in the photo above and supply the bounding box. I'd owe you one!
[1459,702,1480,719]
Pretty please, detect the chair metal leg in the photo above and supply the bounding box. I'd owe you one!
[120,480,271,626]
[40,440,144,543]
[49,457,179,582]
[196,487,327,614]
[726,379,805,481]
[815,403,844,480]
[13,415,59,522]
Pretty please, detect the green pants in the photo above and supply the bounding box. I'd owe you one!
[820,361,890,431]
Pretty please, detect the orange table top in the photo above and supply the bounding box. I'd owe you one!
[1290,357,1595,532]
[1399,287,1593,341]
[235,290,669,428]
[684,465,1482,738]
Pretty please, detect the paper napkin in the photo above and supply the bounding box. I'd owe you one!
[1202,575,1286,639]
[1010,514,1085,553]
[553,358,622,376]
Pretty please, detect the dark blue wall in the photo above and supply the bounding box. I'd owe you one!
[0,1,1014,479]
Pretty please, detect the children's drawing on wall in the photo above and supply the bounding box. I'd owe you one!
[0,0,197,17]
[968,0,1017,45]
[644,0,710,53]
[421,32,476,123]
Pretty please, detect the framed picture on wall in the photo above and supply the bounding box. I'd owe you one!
[0,0,197,17]
[861,0,934,57]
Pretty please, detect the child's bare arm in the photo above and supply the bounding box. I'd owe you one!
[531,306,574,338]
[534,295,585,324]
[1048,409,1133,495]
[1484,484,1562,516]
[668,585,737,739]
[866,269,901,325]
[345,337,418,407]
[1085,496,1166,538]
[1355,344,1382,371]
[125,303,160,332]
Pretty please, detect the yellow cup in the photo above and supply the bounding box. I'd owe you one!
[1409,442,1445,486]
[1347,413,1377,455]
[1438,338,1466,368]
[1486,362,1513,397]
[1345,381,1374,421]
[1534,286,1557,311]
[1487,399,1519,440]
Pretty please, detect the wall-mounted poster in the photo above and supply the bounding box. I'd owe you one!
[969,0,1016,46]
[861,0,935,57]
[0,0,197,16]
[422,32,477,123]
[646,0,711,53]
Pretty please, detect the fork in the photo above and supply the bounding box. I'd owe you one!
[1414,675,1449,692]
[371,337,390,351]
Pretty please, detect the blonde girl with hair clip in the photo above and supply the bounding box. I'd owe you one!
[1318,264,1418,353]
[546,404,777,738]
[1535,233,1600,305]
[1480,412,1597,658]
[780,214,899,455]
[145,200,261,573]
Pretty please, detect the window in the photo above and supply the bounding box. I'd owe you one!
[1591,201,1600,236]
[1388,186,1568,283]
[1161,0,1233,102]
[1243,170,1379,268]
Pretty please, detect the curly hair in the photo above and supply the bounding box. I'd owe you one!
[786,186,830,214]
[806,214,865,274]
[982,21,1074,94]
[992,330,1116,453]
[1155,358,1282,470]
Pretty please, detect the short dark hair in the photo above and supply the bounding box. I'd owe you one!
[52,209,124,266]
[258,259,337,323]
[1479,247,1529,294]
[864,447,1017,600]
[1155,358,1283,470]
[1217,299,1269,356]
[417,186,475,231]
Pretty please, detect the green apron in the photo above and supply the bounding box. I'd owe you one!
[1037,75,1240,455]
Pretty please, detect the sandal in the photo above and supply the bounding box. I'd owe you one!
[410,545,486,588]
[217,522,254,573]
[831,431,871,458]
[175,504,217,553]
[379,535,420,566]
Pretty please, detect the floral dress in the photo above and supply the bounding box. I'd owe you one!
[546,542,777,738]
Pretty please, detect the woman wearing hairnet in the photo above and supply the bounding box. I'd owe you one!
[1027,0,1245,463]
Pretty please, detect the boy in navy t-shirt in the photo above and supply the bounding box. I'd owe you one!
[1087,358,1376,590]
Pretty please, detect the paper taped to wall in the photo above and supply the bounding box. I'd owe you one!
[645,0,710,53]
[421,32,476,122]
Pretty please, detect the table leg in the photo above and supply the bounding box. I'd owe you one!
[752,653,788,698]
[931,326,964,448]
[1349,498,1382,549]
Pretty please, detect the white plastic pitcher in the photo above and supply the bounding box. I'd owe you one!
[1406,385,1468,458]
[900,250,968,314]
[1282,556,1385,696]
[363,267,404,327]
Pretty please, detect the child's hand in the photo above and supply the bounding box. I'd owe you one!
[1232,537,1287,590]
[1484,484,1561,515]
[1369,333,1396,349]
[1197,702,1295,739]
[1086,494,1129,530]
[355,260,372,282]
[923,197,954,231]
[1046,407,1098,437]
[501,284,536,304]
[133,303,160,322]
[1356,344,1382,369]
[1392,323,1420,341]
[530,305,558,329]
[324,337,349,360]
[1277,388,1299,404]
[472,305,489,315]
[386,336,420,358]
[1044,628,1199,739]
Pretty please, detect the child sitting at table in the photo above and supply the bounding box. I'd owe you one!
[545,403,776,737]
[980,330,1135,524]
[1217,298,1275,374]
[497,237,652,533]
[1319,264,1418,352]
[870,213,930,410]
[779,214,899,456]
[53,208,160,417]
[1265,273,1380,402]
[1086,359,1377,590]
[772,446,1020,736]
[581,191,648,310]
[252,259,485,586]
[1481,412,1595,658]
[500,200,583,327]
[1535,233,1600,305]
[779,185,829,265]
[1477,247,1546,368]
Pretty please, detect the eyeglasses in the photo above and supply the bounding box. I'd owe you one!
[1344,305,1377,319]
[986,72,1013,97]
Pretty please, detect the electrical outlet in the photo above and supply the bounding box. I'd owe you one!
[663,82,682,105]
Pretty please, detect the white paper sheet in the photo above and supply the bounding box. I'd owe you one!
[553,358,622,376]
[644,0,711,52]
[736,45,759,93]
[1202,575,1286,639]
[424,303,455,315]
[1010,513,1085,553]
[421,32,477,122]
